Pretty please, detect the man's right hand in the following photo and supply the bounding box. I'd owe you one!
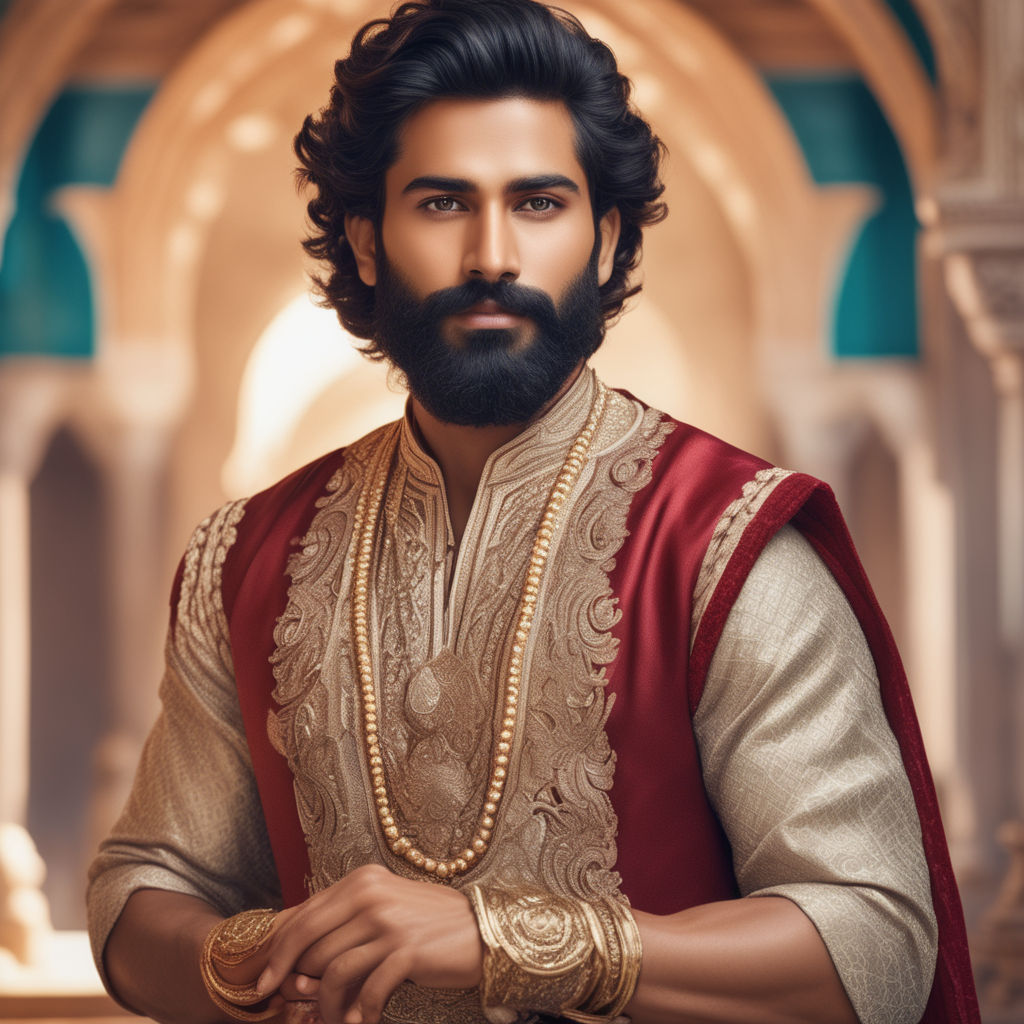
[255,864,484,1024]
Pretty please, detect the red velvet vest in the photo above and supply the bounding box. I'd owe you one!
[209,414,978,1024]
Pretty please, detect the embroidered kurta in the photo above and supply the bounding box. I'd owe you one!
[88,369,971,1024]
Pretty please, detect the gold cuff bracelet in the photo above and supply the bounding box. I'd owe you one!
[468,885,642,1024]
[199,908,278,1022]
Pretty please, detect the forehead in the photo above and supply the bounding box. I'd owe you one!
[387,97,587,193]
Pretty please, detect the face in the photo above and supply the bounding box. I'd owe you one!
[346,97,620,426]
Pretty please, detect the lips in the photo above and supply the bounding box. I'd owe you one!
[453,299,525,329]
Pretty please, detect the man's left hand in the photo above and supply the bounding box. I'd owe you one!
[257,864,484,1024]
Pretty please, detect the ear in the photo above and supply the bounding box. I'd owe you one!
[345,214,378,287]
[596,207,621,287]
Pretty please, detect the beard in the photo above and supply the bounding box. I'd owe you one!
[371,252,605,427]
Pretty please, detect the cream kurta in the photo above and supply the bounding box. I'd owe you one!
[89,370,936,1024]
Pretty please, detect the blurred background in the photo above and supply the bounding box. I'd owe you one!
[0,0,1021,1019]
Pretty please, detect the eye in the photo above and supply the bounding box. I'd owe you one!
[423,196,462,213]
[520,196,559,213]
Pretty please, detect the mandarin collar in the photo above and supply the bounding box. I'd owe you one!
[397,366,598,491]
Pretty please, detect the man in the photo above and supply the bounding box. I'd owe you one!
[87,2,979,1023]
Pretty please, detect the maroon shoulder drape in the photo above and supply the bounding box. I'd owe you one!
[605,417,979,1024]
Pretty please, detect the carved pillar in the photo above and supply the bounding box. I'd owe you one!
[0,359,79,964]
[72,344,190,855]
[0,363,75,821]
[939,207,1024,1016]
[919,0,1024,1011]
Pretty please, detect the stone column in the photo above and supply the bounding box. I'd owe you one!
[939,208,1024,1018]
[921,0,1024,1012]
[72,343,190,856]
[0,359,78,963]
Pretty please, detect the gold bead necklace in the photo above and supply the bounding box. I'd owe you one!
[350,381,608,880]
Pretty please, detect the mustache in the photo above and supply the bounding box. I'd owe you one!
[418,278,559,324]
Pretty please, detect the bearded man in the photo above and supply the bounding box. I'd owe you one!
[87,2,980,1024]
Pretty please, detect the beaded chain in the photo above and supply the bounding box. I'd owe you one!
[350,381,608,880]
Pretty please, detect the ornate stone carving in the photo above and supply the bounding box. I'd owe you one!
[942,244,1024,376]
[971,252,1024,321]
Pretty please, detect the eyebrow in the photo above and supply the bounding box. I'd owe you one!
[401,174,581,196]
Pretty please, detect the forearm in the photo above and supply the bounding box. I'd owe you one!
[628,896,857,1024]
[104,889,229,1024]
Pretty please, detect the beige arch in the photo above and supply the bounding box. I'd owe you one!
[0,0,118,257]
[908,0,982,181]
[62,0,390,361]
[909,0,981,106]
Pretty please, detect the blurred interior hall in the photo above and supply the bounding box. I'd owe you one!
[0,0,1022,1019]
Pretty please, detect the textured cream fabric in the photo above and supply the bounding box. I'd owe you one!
[696,524,937,1024]
[87,500,281,992]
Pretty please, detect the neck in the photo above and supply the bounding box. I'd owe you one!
[411,363,584,542]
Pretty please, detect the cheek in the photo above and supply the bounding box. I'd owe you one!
[521,223,596,293]
[381,220,465,294]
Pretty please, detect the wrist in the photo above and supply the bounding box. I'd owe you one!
[468,885,642,1024]
[199,909,279,1022]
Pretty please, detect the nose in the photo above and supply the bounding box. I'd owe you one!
[463,204,520,282]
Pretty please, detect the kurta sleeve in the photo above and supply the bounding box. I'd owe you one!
[693,524,938,1024]
[86,499,281,992]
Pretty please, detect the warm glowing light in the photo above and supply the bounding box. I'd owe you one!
[222,294,361,496]
[167,222,201,266]
[185,179,224,221]
[226,113,277,152]
[190,80,229,122]
[267,13,315,51]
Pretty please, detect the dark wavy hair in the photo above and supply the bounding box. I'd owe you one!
[295,0,667,347]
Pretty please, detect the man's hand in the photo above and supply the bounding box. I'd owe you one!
[257,864,484,1024]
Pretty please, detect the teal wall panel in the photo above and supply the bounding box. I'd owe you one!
[765,73,919,359]
[0,85,156,358]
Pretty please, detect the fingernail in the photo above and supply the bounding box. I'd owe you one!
[255,971,269,997]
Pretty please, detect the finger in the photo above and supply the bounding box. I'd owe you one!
[279,972,320,1001]
[316,940,392,1024]
[294,918,377,979]
[349,950,414,1024]
[258,893,361,995]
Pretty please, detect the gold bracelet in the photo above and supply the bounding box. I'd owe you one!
[199,909,279,1022]
[468,886,642,1023]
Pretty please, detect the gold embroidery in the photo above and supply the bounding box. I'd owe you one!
[689,467,793,652]
[268,372,672,1023]
[269,424,398,889]
[177,498,247,670]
